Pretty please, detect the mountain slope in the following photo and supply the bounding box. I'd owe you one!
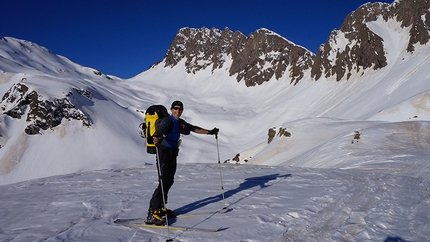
[1,0,430,185]
[0,37,149,184]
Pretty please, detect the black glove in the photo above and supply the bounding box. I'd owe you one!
[207,127,219,135]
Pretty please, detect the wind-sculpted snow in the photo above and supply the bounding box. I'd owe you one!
[0,163,428,241]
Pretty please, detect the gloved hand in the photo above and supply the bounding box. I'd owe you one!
[207,128,219,135]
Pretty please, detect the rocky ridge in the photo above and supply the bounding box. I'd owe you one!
[164,27,314,86]
[312,0,430,81]
[161,0,430,85]
[0,80,92,135]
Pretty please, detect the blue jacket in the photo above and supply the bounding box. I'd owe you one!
[155,115,197,148]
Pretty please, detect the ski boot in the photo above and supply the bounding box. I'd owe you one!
[161,204,176,218]
[145,208,166,226]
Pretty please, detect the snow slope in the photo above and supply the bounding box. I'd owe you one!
[0,161,428,241]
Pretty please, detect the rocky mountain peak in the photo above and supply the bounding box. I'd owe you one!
[163,27,314,86]
[311,2,389,81]
[312,0,430,81]
[161,0,430,85]
[389,0,430,52]
[229,28,314,86]
[164,27,225,72]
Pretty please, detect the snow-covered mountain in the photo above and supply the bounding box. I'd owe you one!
[0,0,429,187]
[160,0,430,85]
[0,37,147,184]
[1,0,430,241]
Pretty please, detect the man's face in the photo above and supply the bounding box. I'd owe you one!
[171,106,183,120]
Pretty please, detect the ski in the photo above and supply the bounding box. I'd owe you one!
[127,222,223,232]
[176,207,233,218]
[114,207,232,222]
[114,218,224,232]
[114,218,146,224]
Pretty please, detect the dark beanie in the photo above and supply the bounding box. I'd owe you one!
[171,100,183,109]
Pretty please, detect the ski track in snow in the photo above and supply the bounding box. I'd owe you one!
[0,163,428,242]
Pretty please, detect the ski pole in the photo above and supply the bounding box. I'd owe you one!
[215,133,227,209]
[155,146,172,242]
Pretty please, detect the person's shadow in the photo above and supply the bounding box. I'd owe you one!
[384,236,410,242]
[174,173,292,215]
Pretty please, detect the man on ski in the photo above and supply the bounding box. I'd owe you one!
[146,100,219,225]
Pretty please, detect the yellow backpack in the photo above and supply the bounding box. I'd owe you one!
[139,105,169,154]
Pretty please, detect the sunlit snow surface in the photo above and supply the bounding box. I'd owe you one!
[1,162,429,241]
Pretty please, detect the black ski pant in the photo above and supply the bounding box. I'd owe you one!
[149,145,178,209]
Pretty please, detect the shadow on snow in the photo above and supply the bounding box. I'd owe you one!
[174,173,292,215]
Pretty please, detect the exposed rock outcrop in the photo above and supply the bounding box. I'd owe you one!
[0,81,92,135]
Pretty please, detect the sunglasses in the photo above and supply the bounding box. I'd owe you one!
[172,106,183,111]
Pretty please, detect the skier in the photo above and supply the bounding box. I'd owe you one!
[146,100,219,225]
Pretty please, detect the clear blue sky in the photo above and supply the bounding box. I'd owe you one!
[1,0,392,79]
